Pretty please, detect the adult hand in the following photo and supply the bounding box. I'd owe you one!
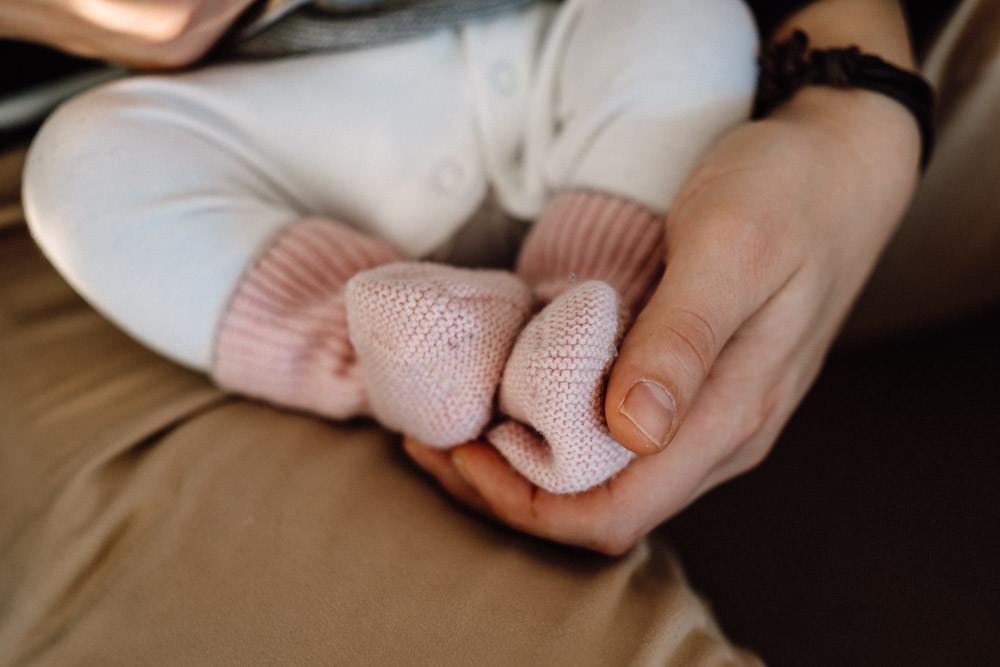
[405,85,922,554]
[0,0,255,69]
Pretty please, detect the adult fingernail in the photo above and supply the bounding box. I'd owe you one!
[618,379,675,452]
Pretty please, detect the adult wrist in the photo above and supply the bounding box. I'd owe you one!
[770,84,924,180]
[753,29,934,170]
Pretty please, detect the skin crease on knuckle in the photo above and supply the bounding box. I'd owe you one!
[658,309,718,382]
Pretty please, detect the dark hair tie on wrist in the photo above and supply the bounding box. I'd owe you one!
[753,30,936,171]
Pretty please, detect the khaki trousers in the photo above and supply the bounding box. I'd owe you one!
[0,226,760,665]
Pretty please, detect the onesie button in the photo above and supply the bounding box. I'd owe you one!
[434,160,467,194]
[490,61,518,98]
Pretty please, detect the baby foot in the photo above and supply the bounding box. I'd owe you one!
[345,263,532,448]
[487,280,635,494]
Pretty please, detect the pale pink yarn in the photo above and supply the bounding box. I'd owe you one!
[489,281,634,494]
[345,263,532,448]
[518,191,665,309]
[213,218,401,419]
[486,191,666,493]
[214,193,666,494]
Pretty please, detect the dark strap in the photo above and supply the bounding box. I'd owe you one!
[753,30,936,170]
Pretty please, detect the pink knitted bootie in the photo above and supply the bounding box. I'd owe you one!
[488,191,666,493]
[487,281,633,493]
[345,263,532,448]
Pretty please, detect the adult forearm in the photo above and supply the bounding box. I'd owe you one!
[774,0,915,67]
[763,0,924,178]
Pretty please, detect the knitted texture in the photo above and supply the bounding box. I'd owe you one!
[213,218,401,419]
[489,280,635,494]
[483,190,665,493]
[345,263,532,447]
[517,191,665,310]
[214,193,665,492]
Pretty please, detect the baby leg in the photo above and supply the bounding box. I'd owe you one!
[24,35,513,436]
[23,74,402,420]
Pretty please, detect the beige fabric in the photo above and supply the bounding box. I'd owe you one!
[0,226,760,665]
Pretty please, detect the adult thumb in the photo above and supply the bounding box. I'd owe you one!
[605,253,756,456]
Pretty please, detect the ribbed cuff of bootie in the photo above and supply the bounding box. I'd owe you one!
[212,218,402,419]
[517,190,665,309]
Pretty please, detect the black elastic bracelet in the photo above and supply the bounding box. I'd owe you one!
[752,30,935,170]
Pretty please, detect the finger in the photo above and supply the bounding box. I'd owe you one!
[605,221,782,456]
[401,437,493,516]
[452,443,697,555]
[689,306,838,497]
[453,443,624,553]
[407,434,653,553]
